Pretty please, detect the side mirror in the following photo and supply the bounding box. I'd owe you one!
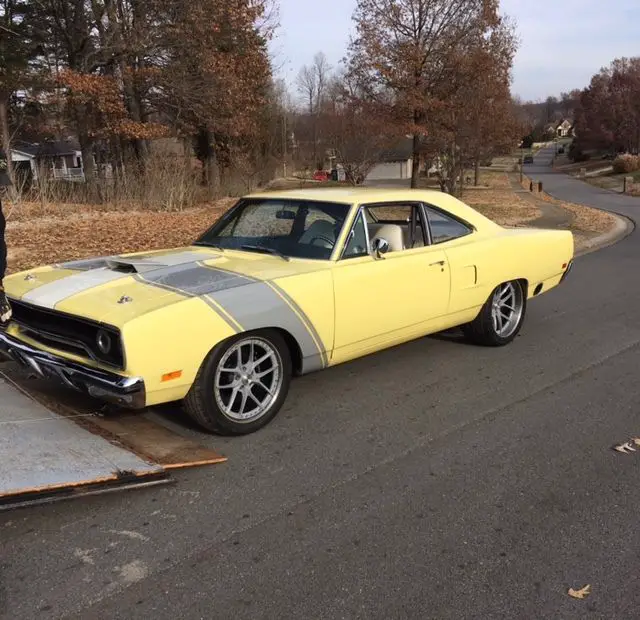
[372,237,390,258]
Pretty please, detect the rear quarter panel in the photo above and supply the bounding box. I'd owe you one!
[444,228,574,315]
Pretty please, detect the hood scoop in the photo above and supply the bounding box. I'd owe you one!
[105,258,170,274]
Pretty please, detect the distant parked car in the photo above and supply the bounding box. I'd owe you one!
[523,155,534,164]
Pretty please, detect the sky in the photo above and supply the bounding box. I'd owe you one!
[269,0,640,103]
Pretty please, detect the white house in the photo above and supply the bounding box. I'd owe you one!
[555,119,574,138]
[365,137,414,181]
[6,140,85,184]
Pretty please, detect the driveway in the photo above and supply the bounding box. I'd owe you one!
[3,154,640,619]
[527,146,640,214]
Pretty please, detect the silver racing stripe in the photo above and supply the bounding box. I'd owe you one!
[211,281,328,373]
[138,262,253,295]
[138,264,328,370]
[267,281,328,368]
[21,269,129,309]
[129,272,243,333]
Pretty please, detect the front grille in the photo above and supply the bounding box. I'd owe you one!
[10,299,125,369]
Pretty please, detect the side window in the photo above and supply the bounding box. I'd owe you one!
[425,206,472,244]
[342,211,369,259]
[367,205,411,222]
[365,203,427,248]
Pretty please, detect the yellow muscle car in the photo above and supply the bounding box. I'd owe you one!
[0,188,574,435]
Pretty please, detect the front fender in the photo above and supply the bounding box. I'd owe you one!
[123,270,335,406]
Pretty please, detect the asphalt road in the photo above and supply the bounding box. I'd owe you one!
[3,147,640,619]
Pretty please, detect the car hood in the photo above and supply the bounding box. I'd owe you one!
[5,246,328,327]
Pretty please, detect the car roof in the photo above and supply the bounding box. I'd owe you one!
[246,187,447,205]
[245,187,501,232]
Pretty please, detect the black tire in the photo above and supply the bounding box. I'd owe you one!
[462,280,527,347]
[183,329,292,435]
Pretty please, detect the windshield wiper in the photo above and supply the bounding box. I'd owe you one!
[240,244,290,261]
[193,241,224,252]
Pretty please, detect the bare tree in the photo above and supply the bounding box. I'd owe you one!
[296,51,332,166]
[347,0,508,188]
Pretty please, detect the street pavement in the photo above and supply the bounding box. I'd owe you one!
[3,147,640,619]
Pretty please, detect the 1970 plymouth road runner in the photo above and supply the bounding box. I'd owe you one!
[0,188,573,435]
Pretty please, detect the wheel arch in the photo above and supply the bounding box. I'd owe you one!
[269,327,304,376]
[210,326,306,377]
[515,277,529,297]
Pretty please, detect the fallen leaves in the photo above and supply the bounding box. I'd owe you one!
[5,201,235,274]
[466,194,541,226]
[568,584,591,599]
[612,436,640,454]
[521,173,617,235]
[613,441,636,453]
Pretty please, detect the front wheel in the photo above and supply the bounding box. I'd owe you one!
[183,329,292,435]
[462,280,527,346]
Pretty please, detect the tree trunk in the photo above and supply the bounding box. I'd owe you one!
[474,159,480,186]
[75,104,98,199]
[0,98,15,194]
[411,132,421,189]
[205,150,220,197]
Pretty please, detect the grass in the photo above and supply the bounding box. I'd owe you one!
[554,158,613,174]
[583,169,640,193]
[520,173,618,235]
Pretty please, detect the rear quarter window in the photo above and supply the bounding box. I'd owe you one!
[425,207,473,244]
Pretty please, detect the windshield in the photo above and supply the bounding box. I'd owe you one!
[195,198,351,260]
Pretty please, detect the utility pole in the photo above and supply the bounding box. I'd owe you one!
[282,110,287,178]
[519,146,523,183]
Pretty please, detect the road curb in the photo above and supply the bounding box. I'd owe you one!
[574,211,635,257]
[519,171,636,257]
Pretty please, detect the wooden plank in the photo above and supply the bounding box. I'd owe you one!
[85,413,228,468]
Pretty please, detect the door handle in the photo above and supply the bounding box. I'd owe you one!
[429,260,446,266]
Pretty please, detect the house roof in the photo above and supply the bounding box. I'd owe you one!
[10,140,81,158]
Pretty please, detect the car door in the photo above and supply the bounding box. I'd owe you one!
[331,203,451,363]
[422,203,485,314]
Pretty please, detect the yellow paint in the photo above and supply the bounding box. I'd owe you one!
[331,246,451,362]
[56,276,186,326]
[122,296,238,398]
[266,271,334,356]
[1,188,574,410]
[5,267,77,299]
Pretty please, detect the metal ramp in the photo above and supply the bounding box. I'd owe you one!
[0,375,168,509]
[0,367,227,511]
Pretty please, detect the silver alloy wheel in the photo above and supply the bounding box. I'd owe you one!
[491,282,524,338]
[214,337,283,422]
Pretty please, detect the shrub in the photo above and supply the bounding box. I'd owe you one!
[521,135,534,149]
[613,153,640,174]
[574,152,591,163]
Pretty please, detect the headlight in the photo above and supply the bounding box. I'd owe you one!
[96,329,112,355]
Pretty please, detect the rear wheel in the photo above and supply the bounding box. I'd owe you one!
[183,329,292,435]
[462,280,526,346]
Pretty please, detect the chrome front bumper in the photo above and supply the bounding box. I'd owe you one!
[0,330,146,409]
